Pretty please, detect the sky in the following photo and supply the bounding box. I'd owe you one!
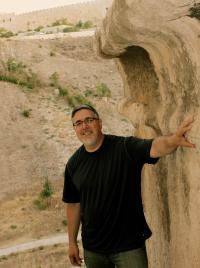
[0,0,93,14]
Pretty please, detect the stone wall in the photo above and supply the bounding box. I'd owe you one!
[96,1,200,267]
[0,0,112,32]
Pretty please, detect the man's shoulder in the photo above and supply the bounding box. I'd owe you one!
[105,134,134,146]
[105,134,126,142]
[67,145,84,169]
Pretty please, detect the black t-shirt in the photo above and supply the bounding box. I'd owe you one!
[62,134,158,254]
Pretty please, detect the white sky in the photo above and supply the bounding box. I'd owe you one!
[0,0,93,14]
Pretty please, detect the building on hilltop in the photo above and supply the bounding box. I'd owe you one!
[0,0,112,33]
[0,13,15,24]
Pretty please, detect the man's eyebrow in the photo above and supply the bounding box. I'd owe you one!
[74,117,93,121]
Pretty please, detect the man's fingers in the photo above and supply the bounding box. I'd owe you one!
[181,142,195,148]
[180,138,196,148]
[75,255,82,266]
[177,115,195,136]
[183,141,195,148]
[182,125,193,135]
[70,256,80,266]
[68,244,82,266]
[69,255,82,266]
[175,116,196,148]
[69,256,76,265]
[180,116,195,128]
[176,125,192,137]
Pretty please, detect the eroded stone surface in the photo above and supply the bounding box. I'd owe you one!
[97,1,200,267]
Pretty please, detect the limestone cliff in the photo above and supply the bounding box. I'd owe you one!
[96,1,200,267]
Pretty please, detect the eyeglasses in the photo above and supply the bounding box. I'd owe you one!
[73,117,99,128]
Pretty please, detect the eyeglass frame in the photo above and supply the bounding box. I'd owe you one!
[72,116,99,128]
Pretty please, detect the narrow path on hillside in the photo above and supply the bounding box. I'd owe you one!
[11,29,95,40]
[0,233,81,257]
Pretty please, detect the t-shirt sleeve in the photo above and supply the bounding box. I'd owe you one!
[62,165,80,203]
[125,136,159,164]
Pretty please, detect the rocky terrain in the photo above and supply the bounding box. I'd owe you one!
[0,32,133,267]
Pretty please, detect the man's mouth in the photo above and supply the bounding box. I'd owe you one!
[82,131,93,136]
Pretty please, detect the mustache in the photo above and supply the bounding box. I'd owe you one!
[81,130,93,135]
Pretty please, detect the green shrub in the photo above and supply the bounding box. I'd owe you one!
[66,94,92,108]
[0,58,41,89]
[49,72,59,87]
[10,225,17,229]
[60,18,69,25]
[63,26,79,33]
[0,27,15,38]
[26,69,41,89]
[21,109,30,117]
[75,20,93,30]
[52,21,60,26]
[50,51,56,57]
[84,89,95,97]
[33,178,53,210]
[0,74,18,84]
[40,178,53,198]
[62,219,67,226]
[76,20,83,28]
[82,20,93,29]
[96,82,111,97]
[6,58,26,72]
[33,199,47,210]
[34,25,43,32]
[0,256,8,261]
[52,18,69,26]
[62,19,93,32]
[66,95,75,107]
[0,31,15,38]
[189,3,200,20]
[0,74,38,89]
[58,85,68,96]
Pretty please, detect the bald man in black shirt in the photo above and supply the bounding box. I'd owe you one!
[63,104,195,268]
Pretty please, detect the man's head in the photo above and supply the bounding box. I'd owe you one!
[71,104,99,119]
[71,104,103,151]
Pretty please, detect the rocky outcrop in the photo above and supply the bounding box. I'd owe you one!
[96,1,200,267]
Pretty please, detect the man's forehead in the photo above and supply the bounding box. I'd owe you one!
[72,109,95,120]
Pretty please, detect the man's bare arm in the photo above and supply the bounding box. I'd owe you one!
[150,117,195,158]
[66,203,82,266]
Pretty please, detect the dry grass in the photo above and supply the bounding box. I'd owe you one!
[0,243,71,268]
[0,180,67,248]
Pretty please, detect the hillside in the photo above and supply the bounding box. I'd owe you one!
[0,33,132,267]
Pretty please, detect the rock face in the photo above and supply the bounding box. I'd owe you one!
[97,1,200,267]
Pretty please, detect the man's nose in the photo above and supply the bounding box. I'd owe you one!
[82,121,89,128]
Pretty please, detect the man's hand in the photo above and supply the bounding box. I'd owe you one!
[66,203,81,265]
[68,243,82,266]
[172,116,195,148]
[150,116,195,158]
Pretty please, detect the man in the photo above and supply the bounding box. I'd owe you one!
[62,104,195,268]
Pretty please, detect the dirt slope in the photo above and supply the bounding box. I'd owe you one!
[0,33,132,266]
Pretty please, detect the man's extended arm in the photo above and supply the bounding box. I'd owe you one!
[66,203,82,267]
[150,117,195,158]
